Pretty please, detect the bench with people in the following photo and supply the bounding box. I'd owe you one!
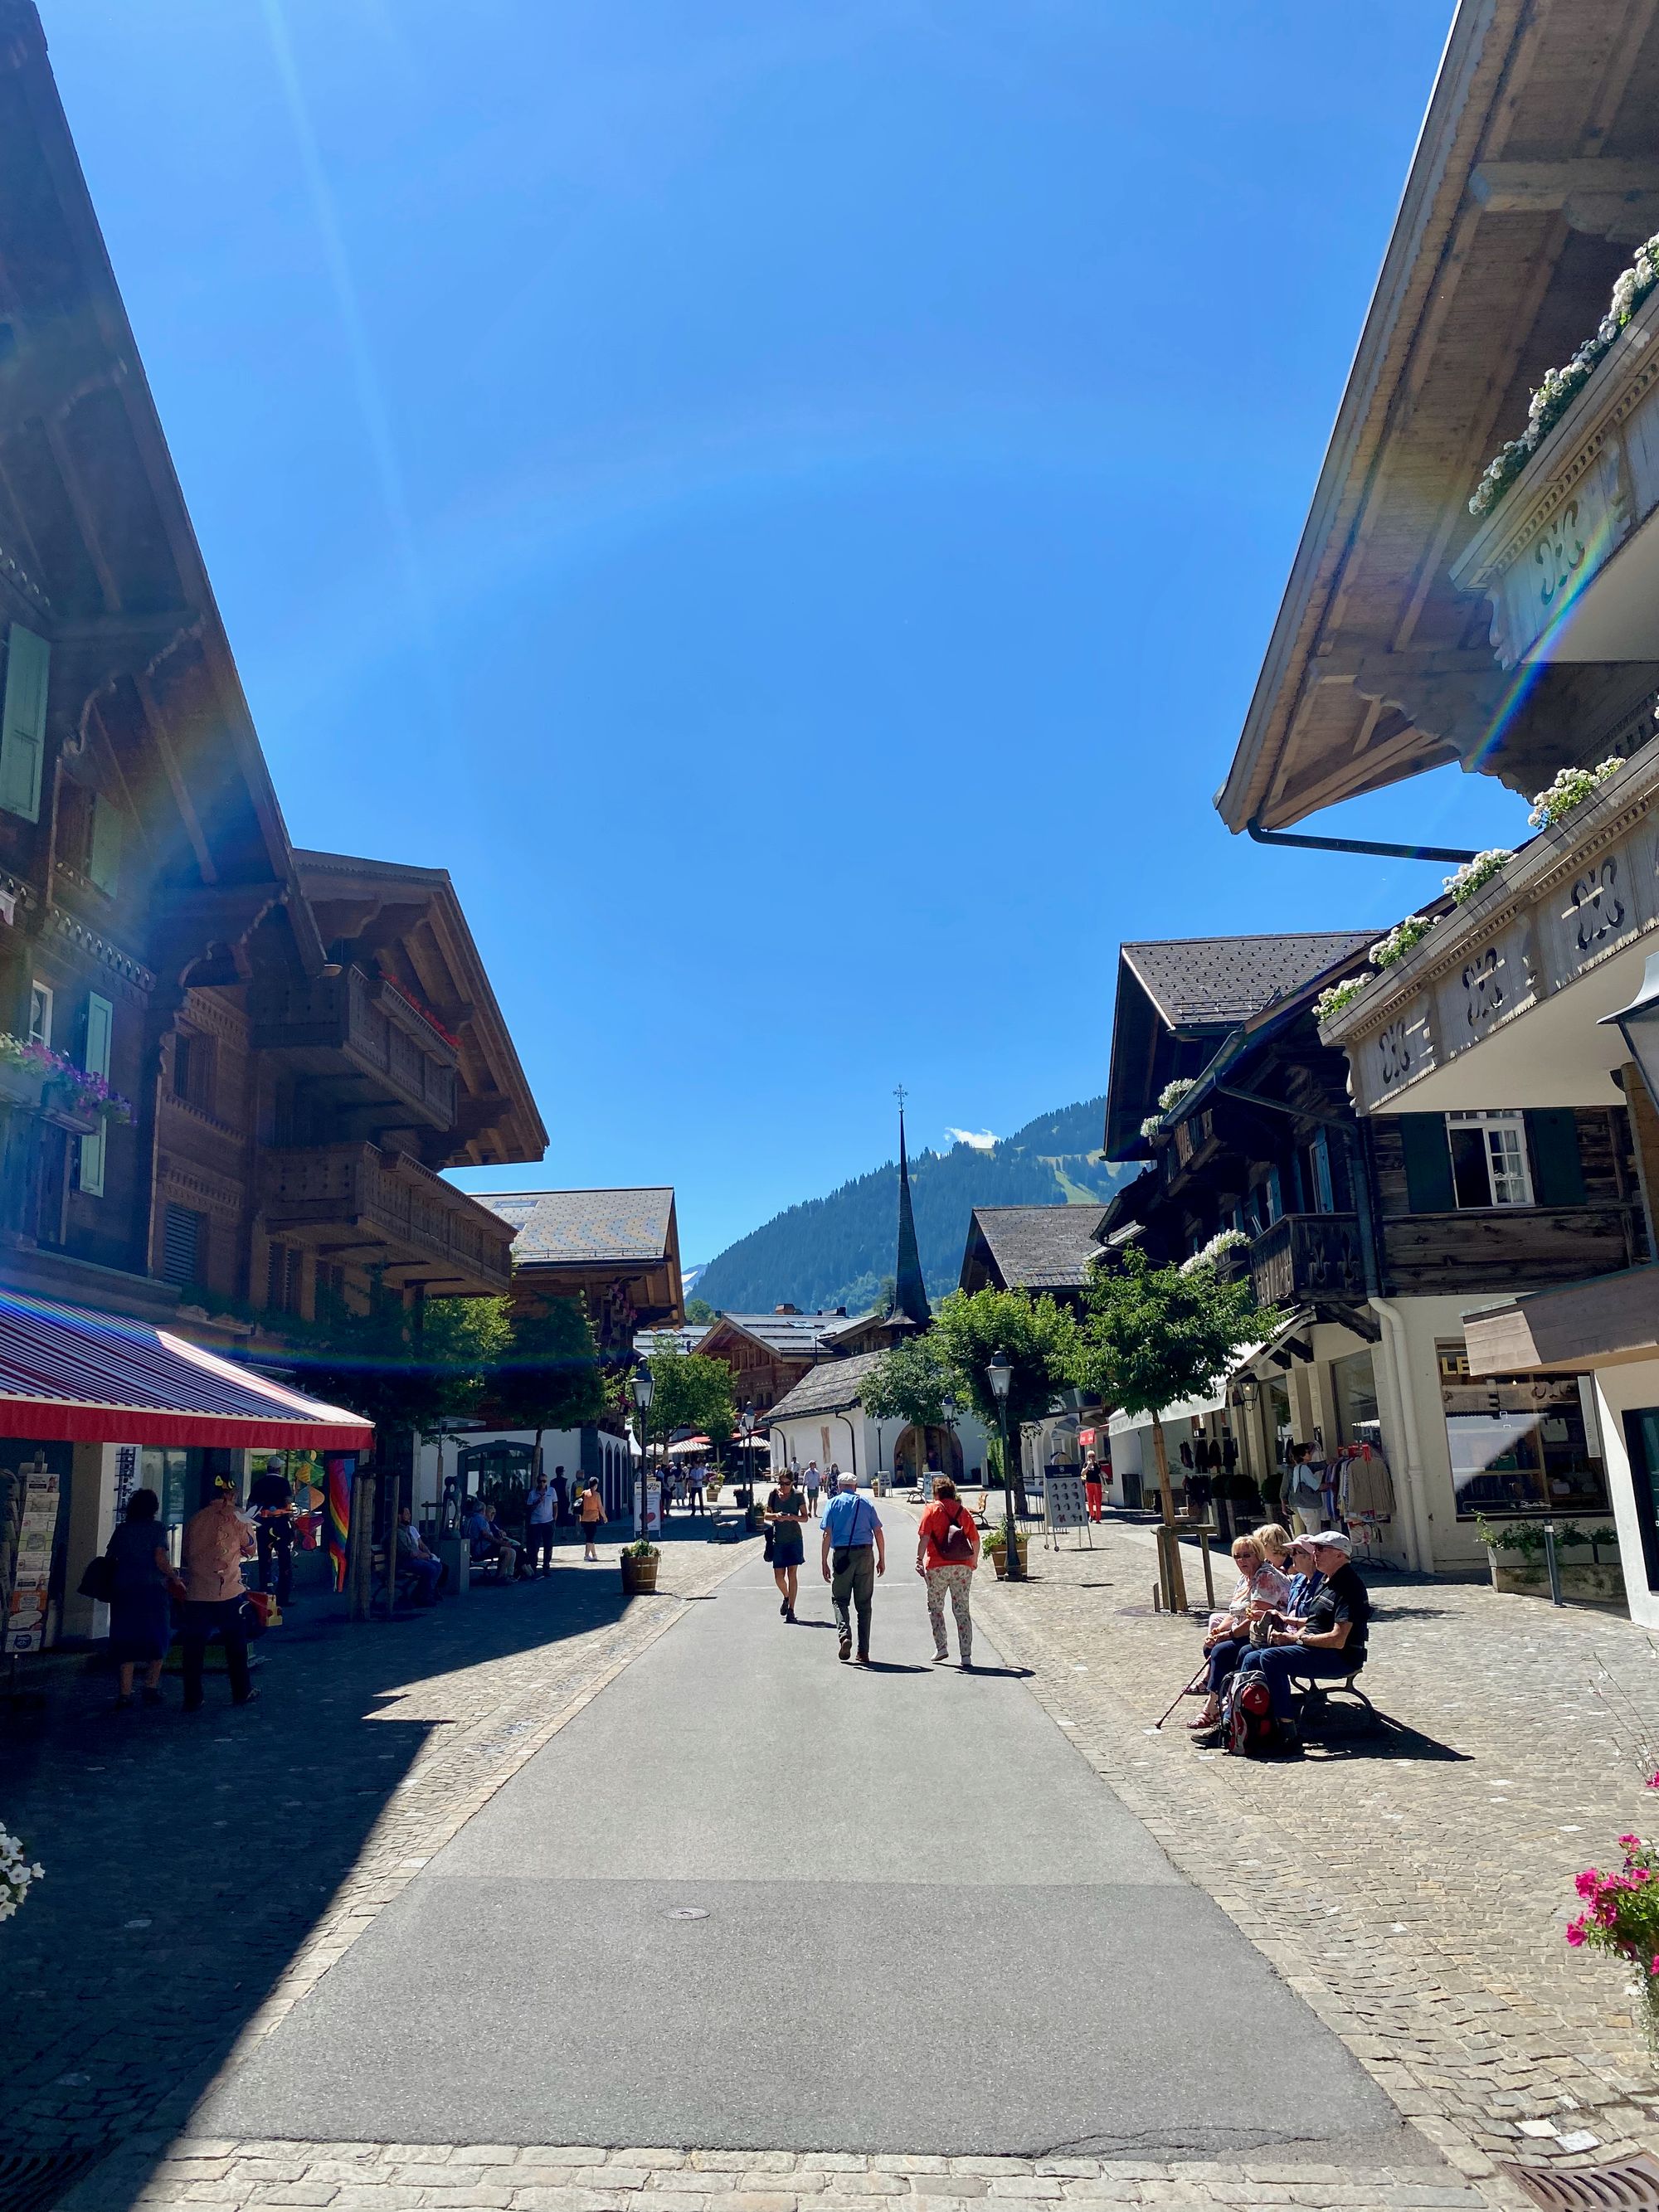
[1181,1524,1371,1754]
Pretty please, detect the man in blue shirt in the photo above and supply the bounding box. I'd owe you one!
[819,1481,884,1665]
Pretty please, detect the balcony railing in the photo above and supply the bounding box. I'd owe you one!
[250,965,458,1130]
[258,1142,514,1296]
[1249,1213,1365,1310]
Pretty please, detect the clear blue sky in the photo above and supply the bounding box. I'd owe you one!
[49,1,1524,1265]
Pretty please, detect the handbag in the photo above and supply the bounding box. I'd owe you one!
[77,1550,116,1603]
[762,1524,776,1562]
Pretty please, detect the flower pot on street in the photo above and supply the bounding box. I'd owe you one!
[986,1539,1028,1580]
[620,1551,659,1595]
[1487,1552,1626,1603]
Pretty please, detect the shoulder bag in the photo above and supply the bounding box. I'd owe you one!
[934,1505,974,1564]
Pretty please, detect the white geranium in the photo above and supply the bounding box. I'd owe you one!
[1180,1228,1248,1276]
[1313,975,1370,1025]
[0,1824,43,1920]
[1529,757,1625,830]
[1369,913,1437,969]
[1444,849,1514,906]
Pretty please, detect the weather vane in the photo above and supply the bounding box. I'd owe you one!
[893,1082,907,1112]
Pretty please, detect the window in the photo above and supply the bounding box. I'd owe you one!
[1438,1342,1608,1517]
[171,1030,213,1111]
[0,622,49,824]
[27,979,51,1047]
[86,794,122,896]
[1331,1349,1381,1447]
[1447,1111,1533,1208]
[1304,1129,1335,1214]
[160,1203,205,1287]
[265,1239,303,1315]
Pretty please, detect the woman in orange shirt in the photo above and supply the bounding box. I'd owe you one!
[914,1475,980,1669]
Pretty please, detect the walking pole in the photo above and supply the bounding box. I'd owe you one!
[1152,1661,1209,1732]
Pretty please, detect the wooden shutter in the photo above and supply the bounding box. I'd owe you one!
[1399,1114,1456,1213]
[1526,1107,1586,1208]
[78,992,113,1198]
[0,624,49,823]
[87,795,123,895]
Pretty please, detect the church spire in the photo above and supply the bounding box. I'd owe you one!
[893,1087,931,1330]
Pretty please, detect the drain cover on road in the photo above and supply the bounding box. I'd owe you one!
[0,2148,105,2212]
[1499,2155,1659,2210]
[665,1906,709,1920]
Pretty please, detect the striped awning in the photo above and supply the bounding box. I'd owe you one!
[0,1288,374,1450]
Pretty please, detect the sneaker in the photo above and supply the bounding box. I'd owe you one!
[1190,1723,1225,1748]
[932,1650,950,1664]
[960,1657,975,1670]
[838,1636,853,1662]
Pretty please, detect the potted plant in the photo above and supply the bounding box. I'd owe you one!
[1565,1816,1659,2054]
[1474,1515,1626,1603]
[982,1525,1027,1580]
[620,1536,659,1595]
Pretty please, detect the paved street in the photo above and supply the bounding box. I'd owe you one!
[190,1541,1405,2166]
[13,1509,1659,2210]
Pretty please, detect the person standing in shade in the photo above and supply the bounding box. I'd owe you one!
[107,1487,184,1709]
[915,1475,980,1667]
[820,1477,883,1665]
[766,1467,810,1621]
[579,1480,605,1561]
[551,1465,572,1531]
[178,1480,258,1711]
[248,1456,295,1607]
[525,1473,557,1576]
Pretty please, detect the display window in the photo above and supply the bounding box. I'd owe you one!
[1438,1343,1608,1517]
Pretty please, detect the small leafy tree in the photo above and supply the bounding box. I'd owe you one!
[299,1292,511,1440]
[684,1297,716,1325]
[645,1346,737,1452]
[483,1295,606,1505]
[1074,1242,1276,1612]
[923,1288,1082,1557]
[862,1330,952,1428]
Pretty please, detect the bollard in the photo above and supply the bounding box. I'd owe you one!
[1543,1519,1564,1607]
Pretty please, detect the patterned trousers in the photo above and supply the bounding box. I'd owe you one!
[925,1563,975,1660]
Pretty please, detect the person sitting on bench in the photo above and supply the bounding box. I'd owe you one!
[1236,1530,1368,1743]
[396,1505,446,1605]
[1187,1530,1292,1733]
[465,1497,525,1581]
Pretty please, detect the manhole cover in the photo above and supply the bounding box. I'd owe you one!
[0,2148,105,2212]
[665,1906,709,1921]
[1499,2155,1659,2210]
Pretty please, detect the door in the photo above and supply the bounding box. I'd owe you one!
[1621,1410,1659,1592]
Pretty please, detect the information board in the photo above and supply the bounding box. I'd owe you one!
[5,1466,61,1653]
[1044,1472,1092,1548]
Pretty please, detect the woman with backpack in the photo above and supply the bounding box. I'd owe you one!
[915,1475,980,1669]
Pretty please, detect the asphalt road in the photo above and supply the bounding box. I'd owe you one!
[197,1518,1418,2161]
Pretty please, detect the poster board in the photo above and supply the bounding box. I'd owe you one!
[6,1466,61,1652]
[632,1475,664,1534]
[1044,1472,1092,1548]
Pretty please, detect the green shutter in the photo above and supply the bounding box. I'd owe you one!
[1399,1114,1456,1213]
[0,624,49,823]
[87,795,123,895]
[78,992,112,1198]
[1526,1106,1585,1208]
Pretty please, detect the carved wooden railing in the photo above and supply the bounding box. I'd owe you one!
[1249,1213,1365,1309]
[259,1142,513,1293]
[250,965,458,1129]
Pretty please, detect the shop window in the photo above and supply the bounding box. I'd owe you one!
[1621,1411,1659,1592]
[1331,1348,1382,1447]
[1438,1342,1608,1517]
[1447,1112,1533,1208]
[266,1239,303,1315]
[160,1203,204,1286]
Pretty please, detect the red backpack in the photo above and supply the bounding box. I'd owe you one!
[933,1503,974,1563]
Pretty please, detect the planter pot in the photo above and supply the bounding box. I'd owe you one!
[1486,1552,1627,1602]
[42,1082,97,1135]
[0,1061,46,1114]
[620,1553,659,1595]
[986,1541,1029,1580]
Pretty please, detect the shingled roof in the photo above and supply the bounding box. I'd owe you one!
[766,1352,888,1423]
[1121,936,1373,1033]
[474,1189,675,1266]
[958,1206,1108,1296]
[699,1310,854,1362]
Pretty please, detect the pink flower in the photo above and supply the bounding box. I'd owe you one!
[1620,1834,1645,1852]
[1577,1869,1603,1900]
[1567,1917,1588,1947]
[1648,1772,1659,1790]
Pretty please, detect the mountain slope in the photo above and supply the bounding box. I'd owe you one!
[695,1098,1127,1315]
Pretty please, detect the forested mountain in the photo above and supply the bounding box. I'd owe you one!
[695,1098,1129,1315]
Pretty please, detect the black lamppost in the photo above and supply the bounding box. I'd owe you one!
[988,1352,1021,1580]
[739,1402,755,1506]
[632,1364,654,1540]
[1602,952,1659,1111]
[941,1390,958,1494]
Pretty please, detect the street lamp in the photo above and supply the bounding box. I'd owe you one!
[1601,951,1659,1113]
[940,1391,958,1492]
[739,1402,755,1506]
[987,1351,1021,1581]
[632,1364,654,1541]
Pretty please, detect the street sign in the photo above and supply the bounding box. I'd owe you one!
[1044,1472,1092,1549]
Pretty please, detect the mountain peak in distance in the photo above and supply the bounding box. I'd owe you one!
[693,1097,1127,1316]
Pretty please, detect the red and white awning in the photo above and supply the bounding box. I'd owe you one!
[0,1288,374,1451]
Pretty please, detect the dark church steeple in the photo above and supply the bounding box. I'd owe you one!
[893,1088,931,1330]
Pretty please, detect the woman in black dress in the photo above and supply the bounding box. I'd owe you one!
[765,1469,810,1622]
[106,1489,182,1709]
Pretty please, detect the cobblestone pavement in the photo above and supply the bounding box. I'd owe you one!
[23,1509,1659,2212]
[1,1526,758,2164]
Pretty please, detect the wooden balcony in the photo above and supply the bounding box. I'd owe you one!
[1249,1213,1364,1310]
[250,965,458,1130]
[258,1142,514,1296]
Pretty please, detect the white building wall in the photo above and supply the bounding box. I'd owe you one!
[767,1407,993,1490]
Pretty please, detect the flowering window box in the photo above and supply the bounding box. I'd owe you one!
[0,1059,47,1114]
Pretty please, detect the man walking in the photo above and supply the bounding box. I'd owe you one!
[526,1472,557,1576]
[248,1456,295,1607]
[804,1460,821,1513]
[820,1478,883,1665]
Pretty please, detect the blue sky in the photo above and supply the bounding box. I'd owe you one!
[49,1,1524,1264]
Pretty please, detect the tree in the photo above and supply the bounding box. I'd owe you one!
[684,1297,716,1325]
[299,1292,511,1441]
[483,1296,606,1485]
[1073,1238,1276,1612]
[862,1330,952,1428]
[644,1347,737,1450]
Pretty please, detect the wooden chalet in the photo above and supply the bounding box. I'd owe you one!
[0,6,545,1648]
[1210,0,1659,1612]
[693,1307,855,1417]
[472,1188,684,1359]
[958,1204,1110,1300]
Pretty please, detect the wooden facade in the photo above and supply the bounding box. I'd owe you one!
[0,8,544,1350]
